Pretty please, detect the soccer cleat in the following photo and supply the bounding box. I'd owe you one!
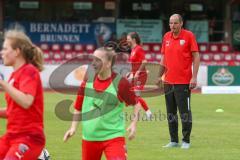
[181,141,190,149]
[145,110,152,120]
[38,148,50,160]
[162,142,179,148]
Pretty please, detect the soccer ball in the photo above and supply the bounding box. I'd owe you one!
[38,148,50,160]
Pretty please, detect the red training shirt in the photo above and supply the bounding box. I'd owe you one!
[128,45,146,73]
[161,29,199,84]
[74,72,138,111]
[5,64,45,141]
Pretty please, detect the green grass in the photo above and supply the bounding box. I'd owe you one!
[0,93,239,160]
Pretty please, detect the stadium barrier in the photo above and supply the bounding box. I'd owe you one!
[0,64,207,89]
[2,64,240,94]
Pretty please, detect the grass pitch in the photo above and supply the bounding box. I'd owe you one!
[0,93,239,160]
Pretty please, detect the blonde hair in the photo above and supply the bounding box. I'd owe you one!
[96,47,117,67]
[4,30,44,71]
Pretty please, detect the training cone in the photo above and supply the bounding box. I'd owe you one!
[215,108,224,113]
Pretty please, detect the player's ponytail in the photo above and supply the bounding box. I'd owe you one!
[4,30,44,71]
[30,46,44,71]
[128,32,141,45]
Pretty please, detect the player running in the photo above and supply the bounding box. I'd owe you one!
[0,30,45,159]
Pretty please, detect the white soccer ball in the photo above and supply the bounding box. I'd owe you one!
[38,148,50,160]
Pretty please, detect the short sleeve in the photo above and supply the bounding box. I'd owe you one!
[190,33,199,52]
[19,68,39,97]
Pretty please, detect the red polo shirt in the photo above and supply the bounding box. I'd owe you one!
[161,29,199,84]
[5,64,45,142]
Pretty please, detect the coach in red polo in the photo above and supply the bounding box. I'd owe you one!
[158,14,200,149]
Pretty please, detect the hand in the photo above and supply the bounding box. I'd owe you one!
[127,122,137,140]
[63,128,76,142]
[189,77,197,89]
[155,77,164,88]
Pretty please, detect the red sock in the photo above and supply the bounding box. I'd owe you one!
[138,97,149,111]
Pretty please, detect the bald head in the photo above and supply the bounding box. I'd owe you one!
[169,14,183,36]
[170,14,183,23]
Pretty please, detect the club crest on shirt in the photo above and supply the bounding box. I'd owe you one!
[180,39,185,46]
[9,78,14,85]
[166,40,170,46]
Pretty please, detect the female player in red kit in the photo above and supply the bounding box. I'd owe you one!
[0,30,45,159]
[126,32,152,118]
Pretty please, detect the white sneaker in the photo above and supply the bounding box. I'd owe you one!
[181,141,190,149]
[162,142,179,148]
[145,110,152,120]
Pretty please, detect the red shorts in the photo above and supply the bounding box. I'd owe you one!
[82,137,127,160]
[0,133,45,160]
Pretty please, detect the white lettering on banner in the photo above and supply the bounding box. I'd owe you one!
[30,23,90,33]
[40,34,80,43]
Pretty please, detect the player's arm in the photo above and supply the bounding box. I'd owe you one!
[137,60,147,72]
[190,51,200,89]
[0,108,7,118]
[135,60,147,79]
[118,78,141,140]
[0,80,34,109]
[159,54,165,77]
[189,32,200,89]
[63,81,86,142]
[63,109,81,142]
[156,36,166,85]
[156,55,166,86]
